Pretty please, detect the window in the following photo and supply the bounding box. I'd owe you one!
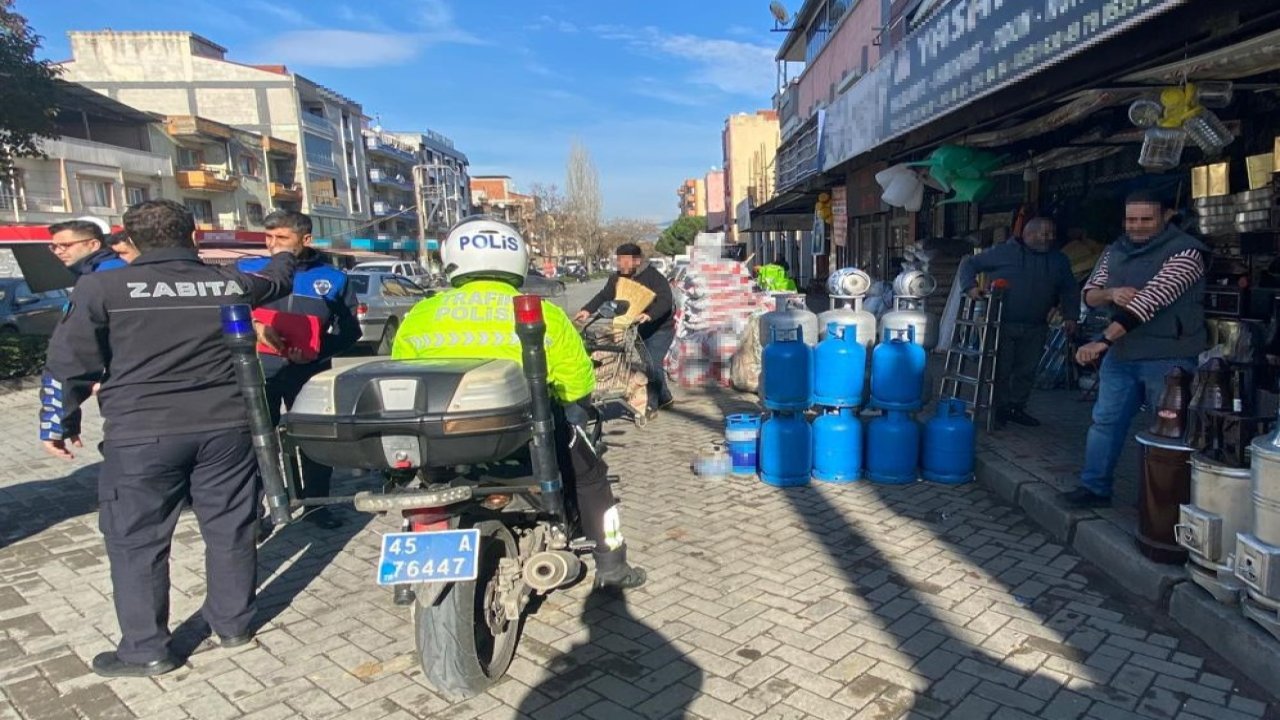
[347,274,370,294]
[184,198,214,224]
[79,178,114,208]
[178,147,203,169]
[126,185,149,206]
[246,202,265,225]
[238,155,259,177]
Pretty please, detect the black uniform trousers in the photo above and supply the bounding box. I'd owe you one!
[995,322,1049,411]
[98,428,258,663]
[554,404,618,554]
[265,361,333,499]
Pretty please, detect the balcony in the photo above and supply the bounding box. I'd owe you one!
[304,152,339,173]
[176,169,240,193]
[270,182,303,202]
[774,82,801,140]
[775,115,821,193]
[309,195,345,213]
[372,201,401,217]
[165,115,234,142]
[300,111,335,136]
[364,135,416,163]
[369,168,413,190]
[0,189,68,213]
[262,136,297,156]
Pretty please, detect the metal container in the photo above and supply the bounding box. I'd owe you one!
[812,323,866,408]
[870,327,926,411]
[881,296,938,350]
[1178,453,1252,565]
[1252,439,1280,546]
[759,412,812,488]
[761,326,812,412]
[866,410,920,485]
[761,294,819,348]
[812,407,862,484]
[1134,433,1192,564]
[817,299,877,349]
[922,398,975,485]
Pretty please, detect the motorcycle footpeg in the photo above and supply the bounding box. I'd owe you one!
[393,584,416,606]
[568,537,596,552]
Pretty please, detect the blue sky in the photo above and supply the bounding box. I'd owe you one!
[21,0,785,221]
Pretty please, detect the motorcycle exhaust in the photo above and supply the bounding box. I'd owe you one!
[522,551,582,592]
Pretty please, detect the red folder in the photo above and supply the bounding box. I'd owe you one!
[252,308,322,361]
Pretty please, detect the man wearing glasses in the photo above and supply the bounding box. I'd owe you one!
[48,217,127,275]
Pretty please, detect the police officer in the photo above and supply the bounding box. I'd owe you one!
[393,216,647,590]
[41,199,298,677]
[237,211,360,529]
[48,216,127,274]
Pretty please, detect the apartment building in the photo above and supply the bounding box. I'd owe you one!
[2,81,177,227]
[470,176,535,233]
[362,126,418,242]
[677,178,707,218]
[705,170,726,232]
[721,110,780,247]
[389,129,471,241]
[58,30,371,242]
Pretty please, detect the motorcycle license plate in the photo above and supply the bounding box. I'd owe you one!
[376,529,480,586]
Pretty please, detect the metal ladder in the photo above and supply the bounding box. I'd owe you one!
[938,291,1005,431]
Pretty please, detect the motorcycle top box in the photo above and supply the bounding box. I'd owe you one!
[285,358,533,470]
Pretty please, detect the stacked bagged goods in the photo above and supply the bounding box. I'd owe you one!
[667,238,770,389]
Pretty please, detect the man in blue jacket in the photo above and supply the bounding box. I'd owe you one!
[237,211,361,529]
[957,218,1079,427]
[48,217,127,275]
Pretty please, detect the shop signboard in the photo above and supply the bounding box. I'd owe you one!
[832,187,848,247]
[885,0,1185,139]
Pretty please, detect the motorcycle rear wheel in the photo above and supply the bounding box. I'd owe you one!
[414,520,521,700]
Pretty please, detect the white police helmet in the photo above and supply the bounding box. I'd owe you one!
[440,215,529,287]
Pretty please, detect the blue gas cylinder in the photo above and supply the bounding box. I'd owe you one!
[812,323,866,408]
[865,410,920,485]
[812,407,862,484]
[922,398,975,484]
[759,412,811,487]
[762,326,812,412]
[870,327,926,411]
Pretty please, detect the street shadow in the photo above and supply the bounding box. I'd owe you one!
[0,463,102,549]
[517,587,704,720]
[697,390,1141,718]
[170,471,374,661]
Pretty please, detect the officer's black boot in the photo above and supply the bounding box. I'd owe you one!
[593,545,647,590]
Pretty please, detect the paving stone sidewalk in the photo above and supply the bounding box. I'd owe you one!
[0,384,1275,720]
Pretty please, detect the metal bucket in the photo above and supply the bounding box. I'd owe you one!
[1179,453,1253,564]
[1135,433,1192,564]
[1250,439,1280,547]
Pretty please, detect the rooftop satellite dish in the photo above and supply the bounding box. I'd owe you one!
[769,1,790,24]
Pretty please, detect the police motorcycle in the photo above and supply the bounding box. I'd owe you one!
[222,292,627,700]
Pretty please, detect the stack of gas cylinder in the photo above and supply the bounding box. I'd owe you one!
[753,323,975,486]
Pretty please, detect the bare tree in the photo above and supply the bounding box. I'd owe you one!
[564,140,601,261]
[599,217,659,259]
[524,182,566,259]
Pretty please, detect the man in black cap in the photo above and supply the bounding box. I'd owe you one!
[576,243,675,417]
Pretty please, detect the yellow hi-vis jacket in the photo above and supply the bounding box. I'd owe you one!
[391,279,595,404]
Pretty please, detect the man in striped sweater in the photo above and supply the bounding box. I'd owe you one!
[1064,191,1207,508]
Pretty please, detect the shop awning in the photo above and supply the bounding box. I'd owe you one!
[749,188,821,231]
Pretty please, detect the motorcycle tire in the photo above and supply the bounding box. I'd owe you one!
[414,520,520,700]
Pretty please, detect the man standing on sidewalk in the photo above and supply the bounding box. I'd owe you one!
[575,243,675,418]
[956,218,1079,427]
[237,211,361,529]
[1063,191,1208,508]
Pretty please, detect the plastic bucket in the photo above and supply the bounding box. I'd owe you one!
[725,413,762,476]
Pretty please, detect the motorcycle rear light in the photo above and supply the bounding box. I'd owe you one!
[404,508,451,532]
[480,493,512,510]
[514,295,543,325]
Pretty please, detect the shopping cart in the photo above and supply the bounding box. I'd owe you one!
[578,303,652,429]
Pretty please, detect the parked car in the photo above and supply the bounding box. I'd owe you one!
[0,279,70,335]
[348,271,432,354]
[521,268,566,298]
[352,260,429,282]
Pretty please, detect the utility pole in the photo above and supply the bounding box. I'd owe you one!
[412,161,463,274]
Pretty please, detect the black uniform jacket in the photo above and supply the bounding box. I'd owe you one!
[45,248,297,441]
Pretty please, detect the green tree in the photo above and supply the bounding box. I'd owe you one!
[656,215,704,257]
[0,0,61,172]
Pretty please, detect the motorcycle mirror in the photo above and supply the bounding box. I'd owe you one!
[612,299,631,314]
[599,302,618,319]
